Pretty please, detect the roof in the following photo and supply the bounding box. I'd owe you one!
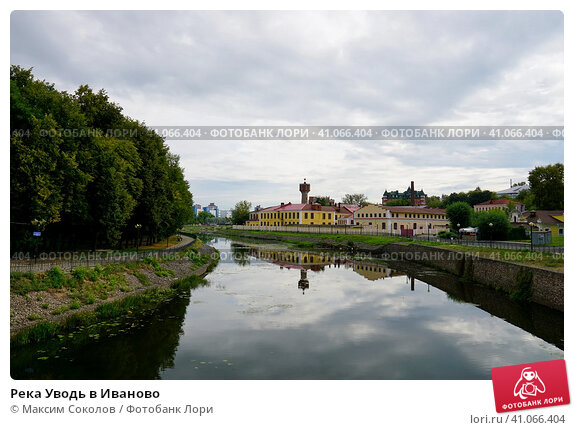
[255,202,337,213]
[386,206,445,214]
[357,205,445,214]
[521,210,564,225]
[497,184,530,195]
[475,199,511,206]
[339,204,361,213]
[552,215,564,223]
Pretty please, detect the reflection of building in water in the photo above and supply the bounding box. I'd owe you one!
[247,248,353,294]
[353,261,405,281]
[298,270,309,294]
[248,249,350,269]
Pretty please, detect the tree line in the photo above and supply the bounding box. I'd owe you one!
[10,66,194,252]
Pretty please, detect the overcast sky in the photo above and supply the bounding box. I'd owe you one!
[11,10,563,209]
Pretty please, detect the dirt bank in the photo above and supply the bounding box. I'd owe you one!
[10,243,218,336]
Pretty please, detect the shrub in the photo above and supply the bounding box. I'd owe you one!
[508,226,527,240]
[45,266,66,289]
[51,305,69,315]
[474,209,510,240]
[134,271,151,286]
[437,231,457,239]
[72,266,88,282]
[69,300,82,310]
[10,272,45,295]
[87,265,103,282]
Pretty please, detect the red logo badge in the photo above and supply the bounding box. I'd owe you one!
[491,359,570,413]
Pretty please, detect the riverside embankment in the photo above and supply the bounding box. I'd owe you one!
[10,240,219,343]
[214,229,564,311]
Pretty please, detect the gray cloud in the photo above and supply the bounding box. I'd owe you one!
[11,10,563,208]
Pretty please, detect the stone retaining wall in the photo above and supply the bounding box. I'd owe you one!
[377,243,563,311]
[220,230,564,311]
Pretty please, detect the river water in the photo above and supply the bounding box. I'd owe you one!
[11,237,563,379]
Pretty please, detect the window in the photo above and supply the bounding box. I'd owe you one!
[305,213,308,219]
[382,223,386,229]
[311,213,314,219]
[322,213,325,219]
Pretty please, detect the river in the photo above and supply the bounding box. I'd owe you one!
[11,237,563,379]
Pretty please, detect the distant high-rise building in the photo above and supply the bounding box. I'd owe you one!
[192,204,203,215]
[203,202,219,217]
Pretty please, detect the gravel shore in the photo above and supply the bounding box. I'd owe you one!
[10,244,217,335]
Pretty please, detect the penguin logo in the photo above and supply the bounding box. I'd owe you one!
[513,367,546,400]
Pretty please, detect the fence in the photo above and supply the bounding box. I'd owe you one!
[10,237,197,273]
[231,225,564,254]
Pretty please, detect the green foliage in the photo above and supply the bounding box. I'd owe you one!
[474,209,511,240]
[10,272,45,295]
[134,271,151,286]
[231,200,252,225]
[516,188,536,210]
[445,202,473,229]
[510,268,533,302]
[384,198,411,206]
[72,266,88,282]
[142,257,175,277]
[425,196,443,208]
[10,65,194,252]
[45,266,66,288]
[342,193,369,205]
[313,196,332,206]
[87,265,103,282]
[440,188,496,209]
[528,163,564,210]
[197,211,215,225]
[69,300,82,310]
[51,305,69,315]
[11,321,59,345]
[508,226,527,240]
[437,231,457,239]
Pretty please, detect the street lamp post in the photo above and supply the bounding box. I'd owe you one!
[457,223,461,244]
[135,224,142,254]
[31,218,46,264]
[529,222,534,251]
[489,222,493,247]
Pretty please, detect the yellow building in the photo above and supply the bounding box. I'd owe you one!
[354,204,449,236]
[247,202,338,226]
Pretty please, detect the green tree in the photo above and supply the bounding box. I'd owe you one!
[516,189,536,210]
[342,193,368,205]
[197,211,215,225]
[384,198,411,206]
[425,195,442,208]
[313,196,332,206]
[474,210,510,241]
[10,65,195,252]
[528,163,564,210]
[446,202,473,230]
[231,200,252,225]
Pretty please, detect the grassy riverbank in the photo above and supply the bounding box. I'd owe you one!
[189,226,563,271]
[10,240,219,345]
